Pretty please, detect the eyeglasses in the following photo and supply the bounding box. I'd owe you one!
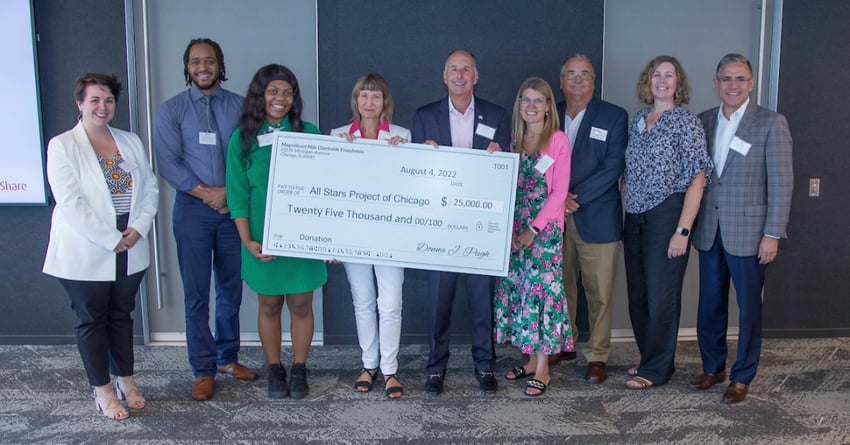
[561,71,594,80]
[518,97,547,107]
[718,76,752,84]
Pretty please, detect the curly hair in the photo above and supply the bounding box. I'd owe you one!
[238,64,304,157]
[637,55,690,106]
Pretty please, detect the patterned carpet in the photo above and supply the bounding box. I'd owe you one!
[1,338,848,444]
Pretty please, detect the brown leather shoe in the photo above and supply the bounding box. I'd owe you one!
[585,361,608,384]
[690,371,727,390]
[217,362,258,381]
[547,351,577,366]
[721,381,749,404]
[191,376,215,401]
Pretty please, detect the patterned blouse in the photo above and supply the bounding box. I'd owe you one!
[624,106,713,214]
[97,150,133,215]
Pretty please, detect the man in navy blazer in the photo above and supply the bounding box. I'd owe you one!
[554,55,627,384]
[412,49,510,395]
[690,54,793,404]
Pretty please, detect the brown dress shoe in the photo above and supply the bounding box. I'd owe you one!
[192,376,215,401]
[585,362,608,384]
[721,381,749,404]
[690,371,727,390]
[217,362,258,381]
[547,351,577,366]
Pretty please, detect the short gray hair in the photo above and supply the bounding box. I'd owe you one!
[716,53,753,77]
[444,49,478,73]
[560,54,594,77]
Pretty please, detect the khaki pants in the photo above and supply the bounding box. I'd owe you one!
[562,216,620,363]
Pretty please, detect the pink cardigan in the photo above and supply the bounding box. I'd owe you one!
[519,130,571,232]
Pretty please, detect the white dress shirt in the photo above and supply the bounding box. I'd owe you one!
[563,108,586,151]
[713,98,749,176]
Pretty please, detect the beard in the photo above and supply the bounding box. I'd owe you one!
[191,71,220,91]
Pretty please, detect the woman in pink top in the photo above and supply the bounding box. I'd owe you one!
[494,77,574,397]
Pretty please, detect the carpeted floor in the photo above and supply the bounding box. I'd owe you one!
[1,338,848,444]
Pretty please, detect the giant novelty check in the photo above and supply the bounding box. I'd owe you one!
[262,132,519,276]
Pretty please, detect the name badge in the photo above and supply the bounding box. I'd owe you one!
[590,126,608,142]
[257,132,275,147]
[534,154,555,174]
[636,118,646,133]
[199,131,217,145]
[730,136,752,156]
[475,123,496,140]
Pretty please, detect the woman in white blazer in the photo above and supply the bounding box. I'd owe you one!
[330,73,410,399]
[43,74,158,420]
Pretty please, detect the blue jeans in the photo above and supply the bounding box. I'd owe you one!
[173,193,243,377]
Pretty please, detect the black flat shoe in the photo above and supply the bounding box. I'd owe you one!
[475,370,498,393]
[424,373,444,395]
[268,363,289,399]
[289,363,309,400]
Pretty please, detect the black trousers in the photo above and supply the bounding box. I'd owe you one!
[58,213,145,387]
[623,193,690,385]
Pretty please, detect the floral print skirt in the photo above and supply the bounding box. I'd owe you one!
[493,154,573,355]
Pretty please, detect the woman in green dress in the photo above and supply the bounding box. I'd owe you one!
[226,64,327,400]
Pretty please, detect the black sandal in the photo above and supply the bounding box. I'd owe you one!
[354,368,379,393]
[384,374,403,400]
[525,378,548,397]
[505,366,535,381]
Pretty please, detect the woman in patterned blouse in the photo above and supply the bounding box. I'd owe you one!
[622,56,713,390]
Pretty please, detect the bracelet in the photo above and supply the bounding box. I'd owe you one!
[528,226,539,235]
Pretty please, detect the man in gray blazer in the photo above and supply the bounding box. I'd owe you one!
[690,54,793,404]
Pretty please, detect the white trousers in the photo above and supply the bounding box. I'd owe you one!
[343,263,404,375]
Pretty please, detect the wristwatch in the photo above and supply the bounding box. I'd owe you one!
[675,226,690,237]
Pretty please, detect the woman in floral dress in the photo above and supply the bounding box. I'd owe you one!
[494,77,574,396]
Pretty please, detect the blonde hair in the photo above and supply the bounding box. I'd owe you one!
[350,73,394,123]
[637,55,690,106]
[512,77,560,154]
